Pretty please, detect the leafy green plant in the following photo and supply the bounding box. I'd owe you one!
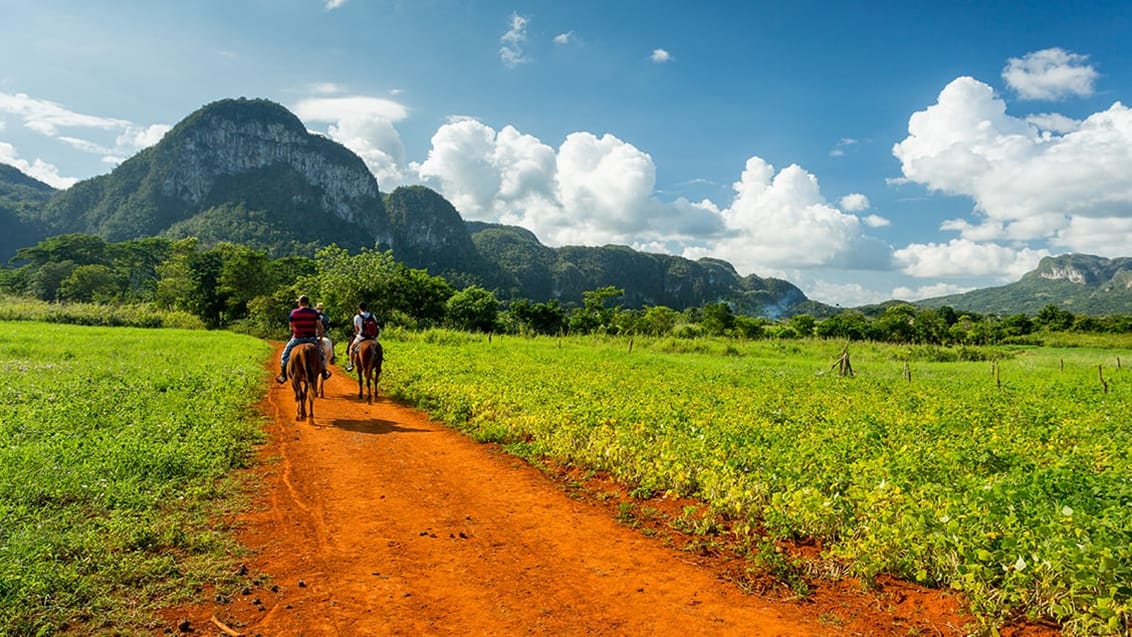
[0,321,269,634]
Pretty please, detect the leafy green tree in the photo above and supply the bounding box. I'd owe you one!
[1034,304,1075,331]
[815,311,871,340]
[569,286,623,334]
[640,305,680,336]
[733,315,767,339]
[873,304,918,343]
[700,302,735,336]
[58,264,118,302]
[609,307,643,335]
[788,313,816,338]
[155,237,200,311]
[27,260,77,301]
[997,313,1034,338]
[311,246,453,329]
[12,233,110,267]
[509,298,567,335]
[216,243,275,321]
[110,237,172,301]
[446,286,499,332]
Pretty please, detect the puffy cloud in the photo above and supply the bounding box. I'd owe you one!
[893,239,1048,280]
[0,141,77,188]
[1055,216,1132,256]
[500,13,530,68]
[1003,48,1098,101]
[681,157,892,273]
[413,119,724,247]
[554,31,574,45]
[1025,112,1080,134]
[862,214,890,228]
[893,76,1132,255]
[294,95,410,187]
[325,0,347,10]
[839,193,870,211]
[891,282,975,301]
[651,49,673,63]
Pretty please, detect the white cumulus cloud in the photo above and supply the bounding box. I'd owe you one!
[681,157,892,274]
[554,31,574,45]
[0,141,77,188]
[651,49,673,63]
[893,239,1048,280]
[839,193,870,211]
[893,75,1132,256]
[1003,48,1098,101]
[412,119,723,246]
[294,95,410,187]
[891,282,975,301]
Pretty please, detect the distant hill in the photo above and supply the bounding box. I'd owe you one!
[0,164,55,261]
[918,254,1132,315]
[36,97,392,256]
[4,97,833,317]
[462,222,833,316]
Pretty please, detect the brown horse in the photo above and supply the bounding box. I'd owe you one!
[287,342,321,420]
[351,338,383,403]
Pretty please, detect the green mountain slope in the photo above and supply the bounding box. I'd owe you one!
[918,254,1132,315]
[37,98,391,256]
[0,164,55,261]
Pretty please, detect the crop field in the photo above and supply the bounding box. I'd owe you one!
[381,331,1132,635]
[0,321,269,635]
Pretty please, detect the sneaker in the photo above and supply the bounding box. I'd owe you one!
[275,373,286,384]
[344,364,353,372]
[322,370,332,380]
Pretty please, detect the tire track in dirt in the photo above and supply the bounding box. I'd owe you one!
[160,346,1008,636]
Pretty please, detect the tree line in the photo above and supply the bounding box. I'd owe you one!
[3,233,1131,344]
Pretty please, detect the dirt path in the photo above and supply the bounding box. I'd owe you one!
[163,347,1026,636]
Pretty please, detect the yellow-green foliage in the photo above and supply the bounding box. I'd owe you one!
[0,321,269,635]
[0,294,205,329]
[382,331,1132,635]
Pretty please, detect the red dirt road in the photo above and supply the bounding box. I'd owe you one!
[163,348,1041,636]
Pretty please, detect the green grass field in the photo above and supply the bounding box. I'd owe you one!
[0,321,270,635]
[381,331,1132,635]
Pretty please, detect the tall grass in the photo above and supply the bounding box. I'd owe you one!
[0,321,270,635]
[0,294,204,329]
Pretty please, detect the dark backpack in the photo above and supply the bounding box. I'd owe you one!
[361,314,379,338]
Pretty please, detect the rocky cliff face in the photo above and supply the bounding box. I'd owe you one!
[1033,254,1132,286]
[160,99,390,244]
[39,98,391,252]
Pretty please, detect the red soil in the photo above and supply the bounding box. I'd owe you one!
[161,346,1060,636]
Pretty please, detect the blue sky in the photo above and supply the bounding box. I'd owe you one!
[3,1,1132,306]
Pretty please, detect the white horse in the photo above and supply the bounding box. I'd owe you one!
[317,336,334,397]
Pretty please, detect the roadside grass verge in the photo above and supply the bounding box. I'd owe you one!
[0,321,270,635]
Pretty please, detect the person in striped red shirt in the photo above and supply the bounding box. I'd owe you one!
[276,295,331,383]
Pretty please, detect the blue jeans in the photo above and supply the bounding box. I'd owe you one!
[281,337,324,372]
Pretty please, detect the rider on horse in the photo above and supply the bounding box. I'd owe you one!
[344,301,380,372]
[276,295,332,383]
